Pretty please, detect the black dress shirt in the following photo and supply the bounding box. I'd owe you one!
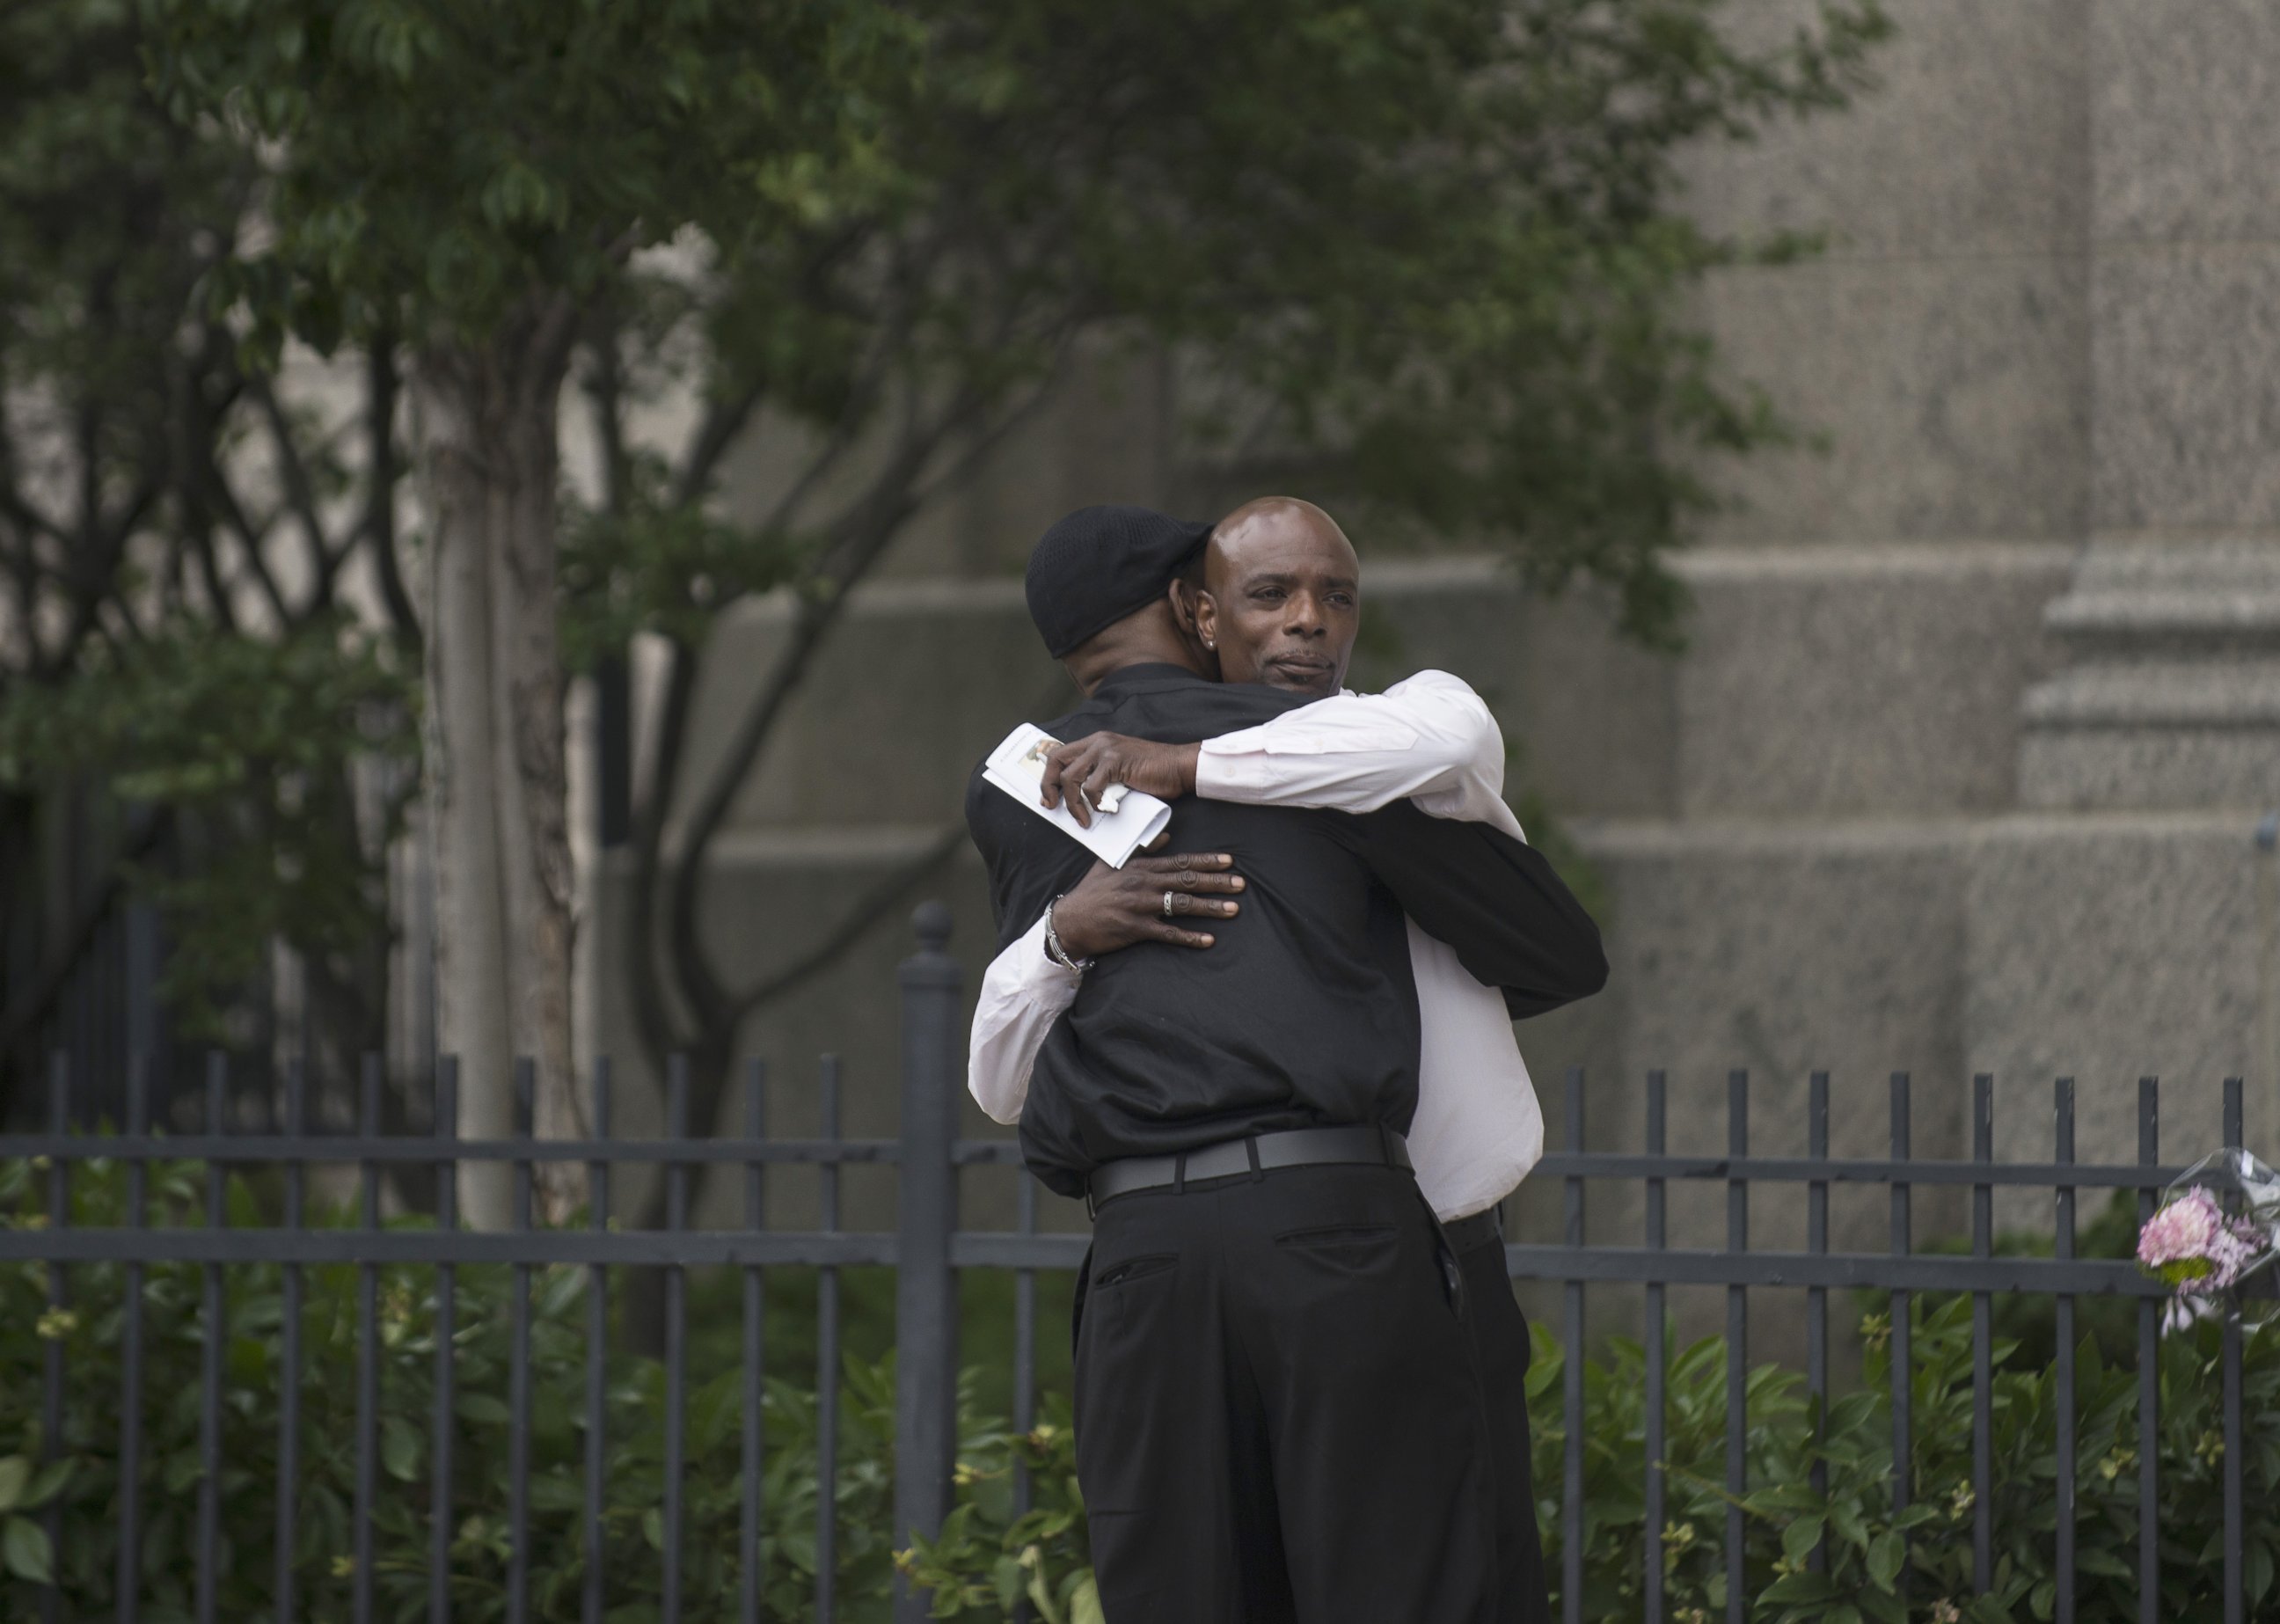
[963,663,1606,1199]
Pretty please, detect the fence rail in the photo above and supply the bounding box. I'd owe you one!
[0,906,2263,1624]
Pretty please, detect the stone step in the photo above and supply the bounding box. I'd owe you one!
[2039,539,2280,659]
[2022,659,2280,728]
[2017,541,2280,808]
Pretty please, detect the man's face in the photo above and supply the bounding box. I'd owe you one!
[1193,501,1361,698]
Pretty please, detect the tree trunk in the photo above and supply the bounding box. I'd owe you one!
[413,303,587,1228]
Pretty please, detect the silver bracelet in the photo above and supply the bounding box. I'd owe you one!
[1042,895,1093,975]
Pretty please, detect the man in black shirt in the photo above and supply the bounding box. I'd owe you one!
[965,505,1604,1622]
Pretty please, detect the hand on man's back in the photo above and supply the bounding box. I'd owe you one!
[1051,851,1246,960]
[1040,732,1200,826]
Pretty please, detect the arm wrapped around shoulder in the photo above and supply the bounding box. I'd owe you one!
[1354,801,1608,1018]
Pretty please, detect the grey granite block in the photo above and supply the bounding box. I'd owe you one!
[1694,256,2091,545]
[1962,812,2279,1224]
[1362,560,1680,820]
[1685,0,2089,259]
[1670,544,2075,817]
[2019,721,2280,811]
[1577,817,1973,1241]
[2091,0,2280,245]
[2091,245,2280,536]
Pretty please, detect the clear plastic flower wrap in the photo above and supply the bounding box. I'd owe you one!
[2137,1147,2280,1333]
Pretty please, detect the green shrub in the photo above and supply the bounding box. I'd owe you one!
[0,1152,1030,1622]
[1870,1189,2145,1373]
[1534,1295,2280,1621]
[882,1295,2280,1622]
[7,1153,2275,1622]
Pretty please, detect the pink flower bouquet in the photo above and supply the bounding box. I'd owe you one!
[2137,1148,2280,1334]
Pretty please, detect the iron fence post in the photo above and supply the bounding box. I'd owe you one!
[895,902,963,1624]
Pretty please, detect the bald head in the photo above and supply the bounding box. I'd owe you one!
[1190,497,1361,697]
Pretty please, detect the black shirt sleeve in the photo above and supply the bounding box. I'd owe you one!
[1345,801,1609,1018]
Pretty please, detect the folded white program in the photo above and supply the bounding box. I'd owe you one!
[982,722,1173,868]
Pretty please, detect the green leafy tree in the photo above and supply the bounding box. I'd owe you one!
[143,0,1888,1225]
[0,0,419,1098]
[562,0,1893,1233]
[146,0,919,1219]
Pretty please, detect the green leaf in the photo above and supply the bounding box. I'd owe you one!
[381,1416,421,1481]
[1866,1530,1905,1589]
[0,1457,26,1514]
[20,1460,70,1510]
[1858,1589,1909,1624]
[1763,1571,1836,1604]
[456,1393,511,1426]
[993,1555,1025,1608]
[2,1517,52,1585]
[1069,1570,1105,1624]
[1830,1499,1869,1550]
[527,1473,583,1512]
[1780,1515,1824,1562]
[1026,1562,1065,1624]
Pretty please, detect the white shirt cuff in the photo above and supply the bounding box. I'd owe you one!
[965,914,1082,1125]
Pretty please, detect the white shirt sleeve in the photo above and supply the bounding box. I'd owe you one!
[1192,669,1525,841]
[966,913,1082,1125]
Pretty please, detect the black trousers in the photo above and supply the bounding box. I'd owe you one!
[1451,1216,1551,1624]
[1071,1162,1496,1624]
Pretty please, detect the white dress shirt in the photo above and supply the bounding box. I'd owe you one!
[967,669,1546,1220]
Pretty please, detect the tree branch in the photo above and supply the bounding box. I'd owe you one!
[657,398,952,1036]
[731,823,967,1019]
[362,336,421,651]
[670,384,765,510]
[625,637,704,1070]
[204,464,295,628]
[247,371,339,615]
[581,310,632,515]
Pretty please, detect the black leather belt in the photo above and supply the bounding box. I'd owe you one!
[1441,1205,1503,1254]
[1087,1123,1411,1216]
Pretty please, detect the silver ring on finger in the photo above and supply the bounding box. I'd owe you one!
[1163,890,1178,918]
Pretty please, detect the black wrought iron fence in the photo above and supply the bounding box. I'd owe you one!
[1529,1067,2261,1624]
[0,903,2263,1624]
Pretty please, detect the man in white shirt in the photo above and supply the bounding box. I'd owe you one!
[969,496,1562,1624]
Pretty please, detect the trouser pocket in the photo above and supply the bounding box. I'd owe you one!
[1406,1184,1466,1320]
[1070,1240,1094,1363]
